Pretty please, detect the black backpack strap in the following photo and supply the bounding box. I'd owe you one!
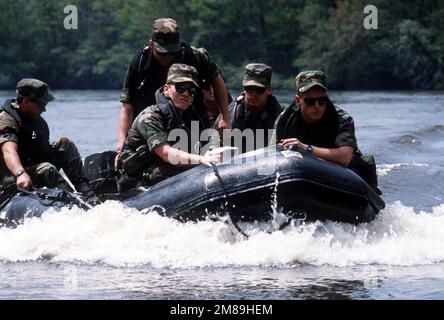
[274,104,296,141]
[1,99,22,127]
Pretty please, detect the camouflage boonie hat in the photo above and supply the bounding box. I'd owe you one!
[151,18,181,53]
[242,63,272,88]
[167,64,199,88]
[16,79,55,104]
[295,70,328,93]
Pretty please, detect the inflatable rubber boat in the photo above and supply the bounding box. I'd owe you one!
[0,146,385,227]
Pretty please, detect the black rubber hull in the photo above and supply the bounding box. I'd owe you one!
[0,188,85,227]
[124,146,385,223]
[1,146,385,226]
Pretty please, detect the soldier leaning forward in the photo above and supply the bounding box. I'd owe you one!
[274,70,380,194]
[116,64,220,192]
[0,79,86,203]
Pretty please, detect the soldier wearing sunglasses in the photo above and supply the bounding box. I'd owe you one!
[0,79,87,201]
[117,64,220,191]
[227,63,283,152]
[274,70,381,193]
[118,18,231,156]
[274,71,358,168]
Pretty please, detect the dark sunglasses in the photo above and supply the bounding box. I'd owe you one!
[303,96,328,106]
[174,83,199,96]
[244,86,266,95]
[157,51,176,57]
[30,99,47,110]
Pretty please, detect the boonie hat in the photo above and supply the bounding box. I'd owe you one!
[16,78,55,104]
[151,18,181,53]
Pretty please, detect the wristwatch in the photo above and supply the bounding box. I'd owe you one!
[306,145,313,154]
[15,169,26,178]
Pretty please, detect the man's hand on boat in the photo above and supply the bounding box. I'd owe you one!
[279,138,307,151]
[200,152,221,165]
[202,146,238,165]
[154,144,221,166]
[16,172,33,189]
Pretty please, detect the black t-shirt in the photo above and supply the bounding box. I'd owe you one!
[119,42,221,120]
[275,100,358,149]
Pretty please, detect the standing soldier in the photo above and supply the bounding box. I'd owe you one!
[117,18,231,155]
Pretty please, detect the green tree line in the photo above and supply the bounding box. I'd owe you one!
[1,0,443,90]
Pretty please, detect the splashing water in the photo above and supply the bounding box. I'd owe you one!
[377,162,429,177]
[0,200,443,268]
[269,171,288,230]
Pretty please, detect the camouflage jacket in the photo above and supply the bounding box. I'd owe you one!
[120,89,205,179]
[274,100,358,150]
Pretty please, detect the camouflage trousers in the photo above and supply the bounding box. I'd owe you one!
[0,137,83,203]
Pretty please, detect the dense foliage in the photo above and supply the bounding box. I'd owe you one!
[1,0,443,90]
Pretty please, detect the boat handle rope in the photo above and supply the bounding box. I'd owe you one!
[17,188,93,210]
[209,162,249,239]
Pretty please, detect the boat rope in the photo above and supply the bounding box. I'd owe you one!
[209,162,249,239]
[17,188,93,210]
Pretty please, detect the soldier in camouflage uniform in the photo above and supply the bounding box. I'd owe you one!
[274,71,380,193]
[0,79,85,202]
[228,63,283,150]
[117,18,231,154]
[117,64,219,191]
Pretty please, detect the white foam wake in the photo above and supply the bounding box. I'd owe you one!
[0,201,443,268]
[377,162,429,177]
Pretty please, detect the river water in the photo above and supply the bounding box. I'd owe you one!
[0,90,443,300]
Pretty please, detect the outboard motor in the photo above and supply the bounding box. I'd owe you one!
[83,151,119,197]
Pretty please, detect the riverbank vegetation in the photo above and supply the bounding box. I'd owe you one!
[1,0,443,90]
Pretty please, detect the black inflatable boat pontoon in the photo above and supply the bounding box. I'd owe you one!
[0,146,385,226]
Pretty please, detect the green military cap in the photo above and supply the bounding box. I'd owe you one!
[16,78,55,104]
[295,70,328,93]
[151,18,181,53]
[167,63,199,88]
[242,63,272,88]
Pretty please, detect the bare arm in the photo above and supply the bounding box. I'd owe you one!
[280,138,354,167]
[1,141,33,188]
[117,103,134,152]
[153,144,219,166]
[211,74,231,129]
